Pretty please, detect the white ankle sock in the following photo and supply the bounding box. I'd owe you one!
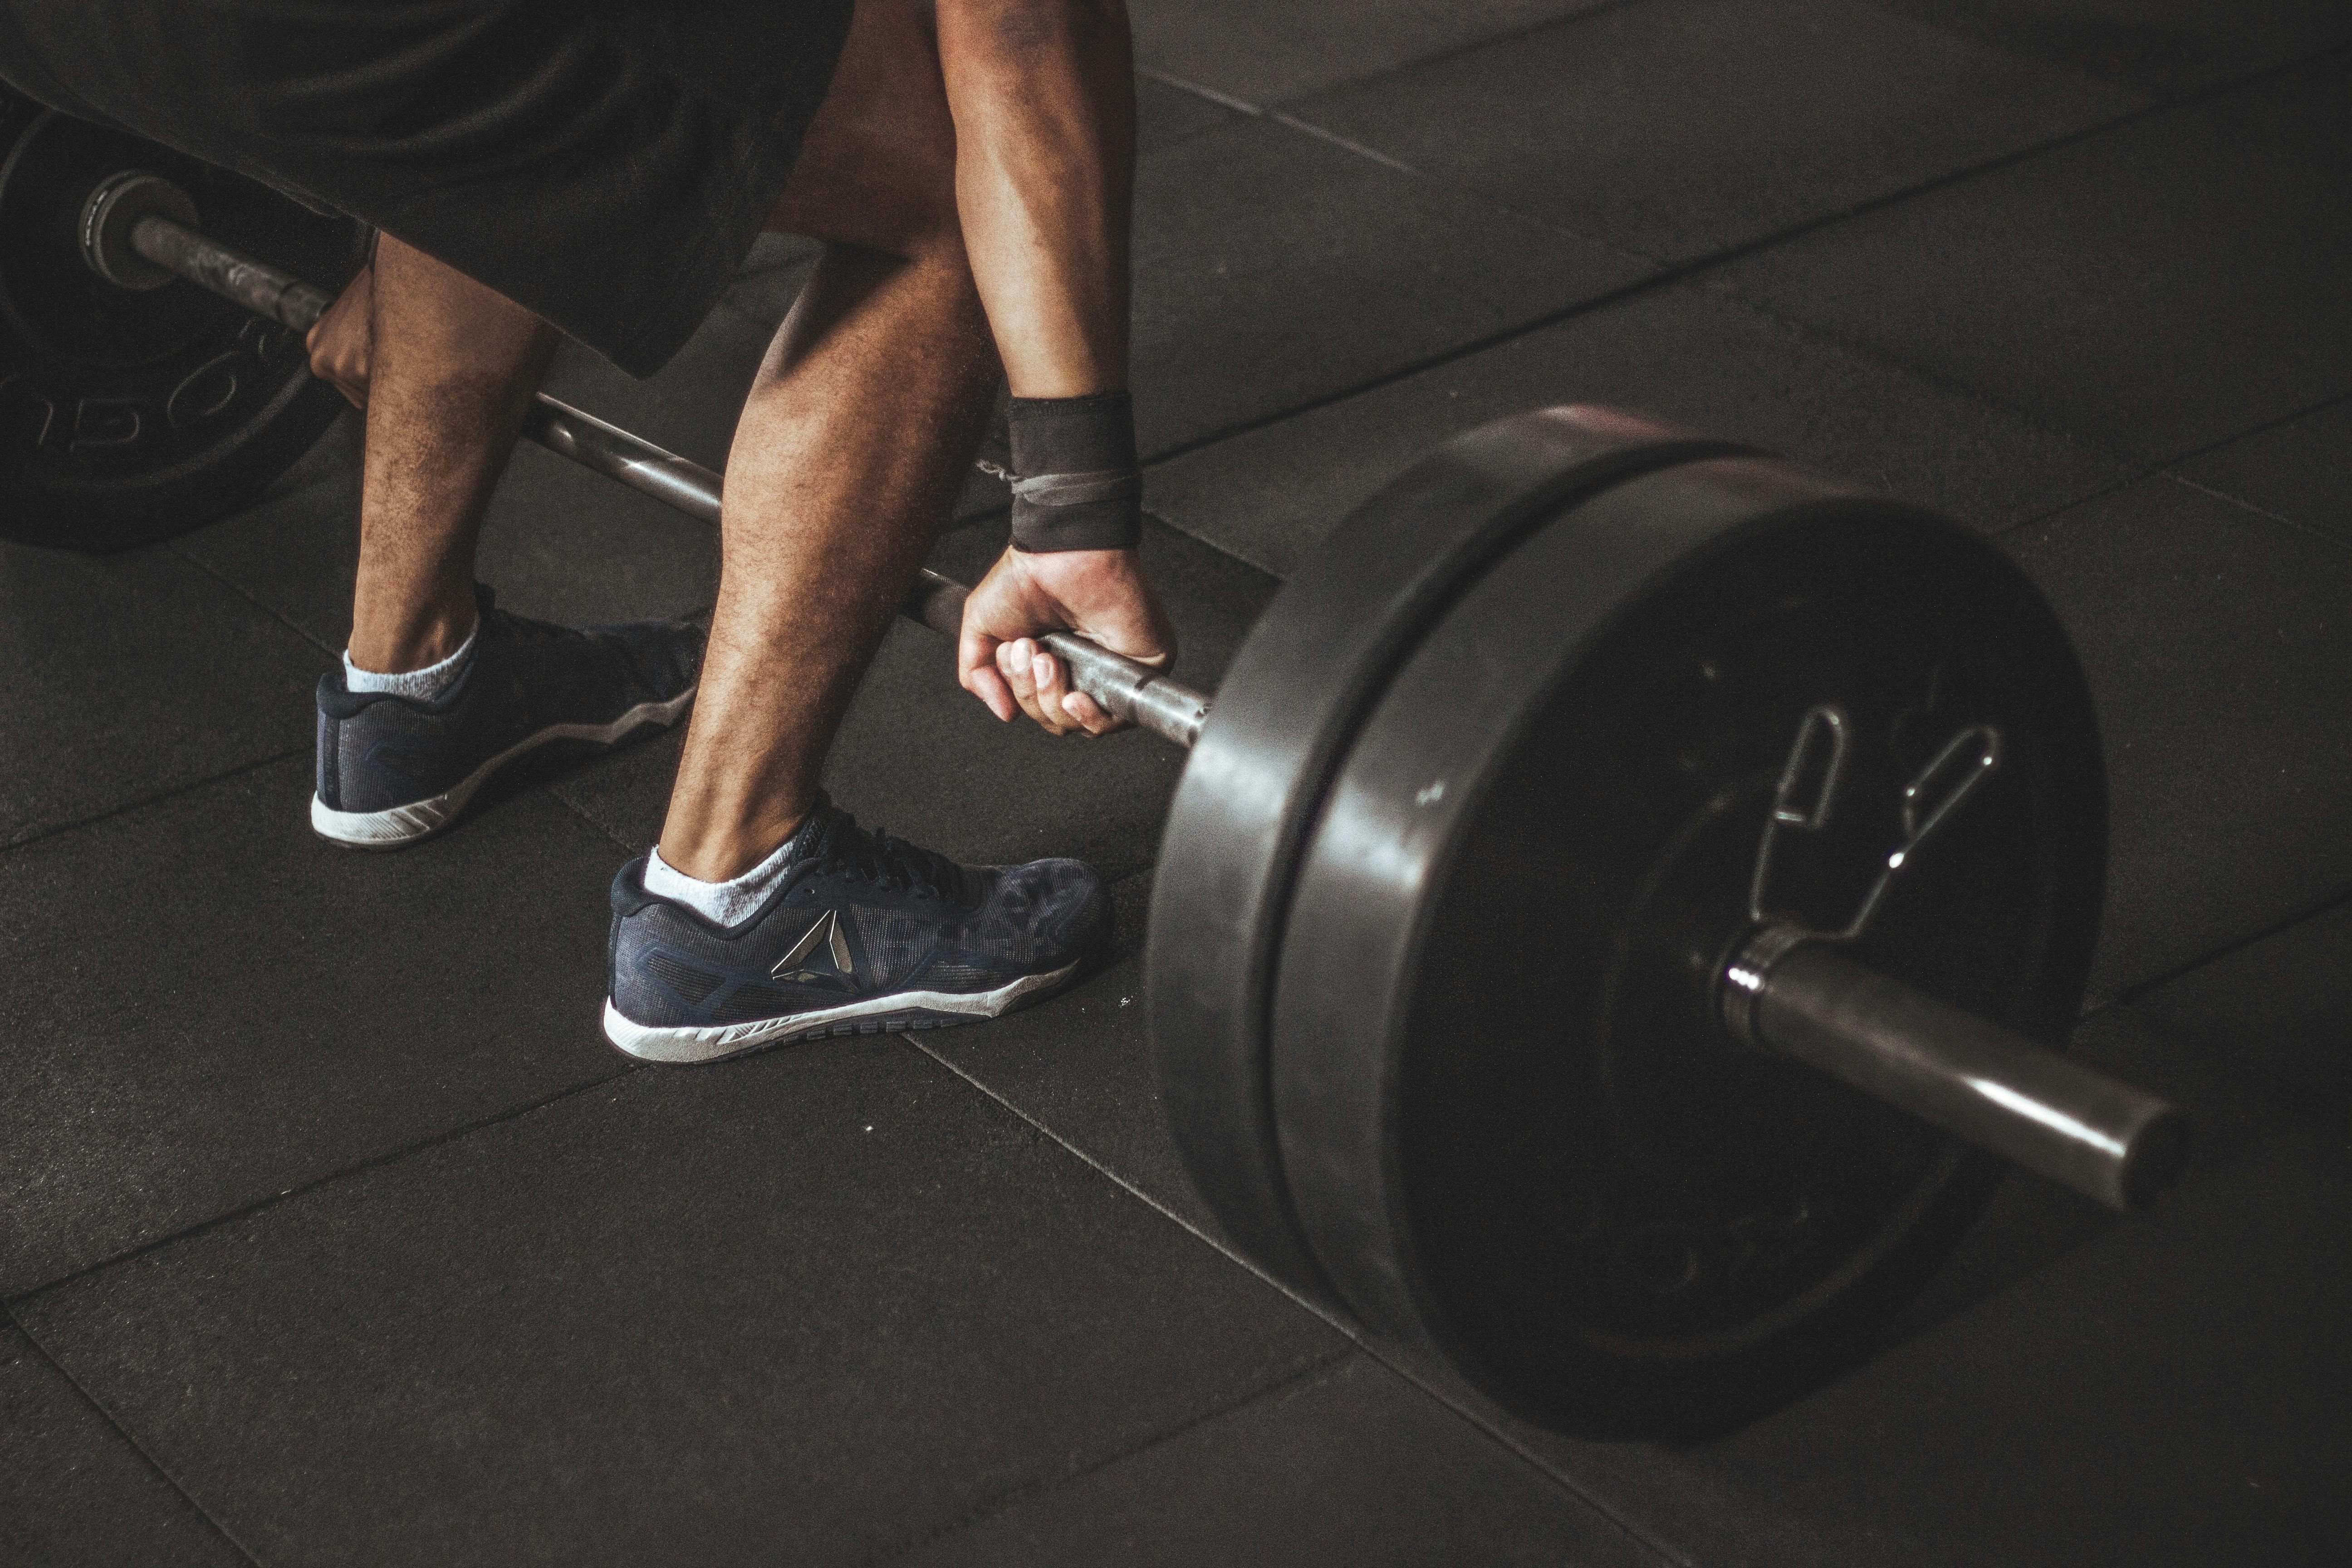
[645,836,801,927]
[343,619,479,703]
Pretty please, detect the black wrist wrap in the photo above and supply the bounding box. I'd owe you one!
[1006,391,1142,553]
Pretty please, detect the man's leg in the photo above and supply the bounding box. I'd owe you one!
[309,235,704,848]
[606,0,1152,1059]
[656,0,999,882]
[347,235,558,673]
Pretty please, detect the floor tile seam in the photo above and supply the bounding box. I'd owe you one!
[1848,0,2350,103]
[1666,37,2352,277]
[166,536,341,659]
[2093,884,2352,1018]
[2173,386,2352,456]
[544,781,646,854]
[1139,64,1661,273]
[1680,277,2167,495]
[1984,470,2146,541]
[2153,471,2352,554]
[0,744,309,858]
[898,1033,1694,1568]
[860,1346,1355,1567]
[1221,35,2227,287]
[2,1301,268,1568]
[1275,0,1663,115]
[1593,36,2352,307]
[1987,462,2352,557]
[1679,289,2352,530]
[5,1063,641,1310]
[1138,0,1655,124]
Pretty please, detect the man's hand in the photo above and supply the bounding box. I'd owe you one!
[958,545,1174,736]
[305,263,374,407]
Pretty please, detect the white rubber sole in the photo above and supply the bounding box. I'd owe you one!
[603,959,1082,1065]
[311,687,696,848]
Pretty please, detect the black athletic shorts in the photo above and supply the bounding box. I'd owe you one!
[0,0,853,375]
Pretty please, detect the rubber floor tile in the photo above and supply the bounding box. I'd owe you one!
[550,512,1278,881]
[0,534,326,848]
[0,756,632,1296]
[2123,896,2352,1103]
[164,410,362,652]
[922,875,1215,1235]
[0,1320,246,1568]
[1291,0,2144,265]
[2003,475,2352,1001]
[892,1353,1664,1568]
[1481,1004,2352,1568]
[15,1042,1346,1568]
[1146,280,2133,578]
[2175,396,2352,546]
[1128,114,1650,458]
[1130,0,1609,107]
[1715,60,2352,464]
[1875,0,2352,98]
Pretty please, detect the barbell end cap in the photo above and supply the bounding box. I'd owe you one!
[79,170,199,292]
[2115,1104,2194,1211]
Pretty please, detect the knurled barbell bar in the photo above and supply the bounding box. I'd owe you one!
[61,162,2188,1431]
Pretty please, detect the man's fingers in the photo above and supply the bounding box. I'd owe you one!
[960,631,1018,721]
[1000,639,1062,733]
[1033,651,1103,738]
[1061,688,1120,736]
[996,637,1039,712]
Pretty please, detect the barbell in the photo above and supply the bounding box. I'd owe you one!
[11,122,2190,1432]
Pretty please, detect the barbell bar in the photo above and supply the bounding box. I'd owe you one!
[77,164,2189,1425]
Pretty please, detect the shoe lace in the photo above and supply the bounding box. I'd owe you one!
[807,808,962,902]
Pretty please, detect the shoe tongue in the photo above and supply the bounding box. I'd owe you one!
[789,794,850,865]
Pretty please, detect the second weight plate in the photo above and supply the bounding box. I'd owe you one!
[1269,452,2106,1432]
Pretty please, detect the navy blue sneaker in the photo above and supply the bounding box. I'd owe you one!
[312,585,703,848]
[603,799,1109,1063]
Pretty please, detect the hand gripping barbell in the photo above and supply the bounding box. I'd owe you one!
[74,165,2187,1431]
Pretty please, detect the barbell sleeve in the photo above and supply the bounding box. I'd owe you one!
[1723,930,2190,1211]
[122,211,1213,749]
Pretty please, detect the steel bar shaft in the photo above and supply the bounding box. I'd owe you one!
[1729,936,2190,1210]
[129,213,1211,748]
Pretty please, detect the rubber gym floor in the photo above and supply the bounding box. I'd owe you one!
[6,3,2350,1563]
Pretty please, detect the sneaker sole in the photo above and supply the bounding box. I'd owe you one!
[310,686,697,849]
[601,959,1083,1065]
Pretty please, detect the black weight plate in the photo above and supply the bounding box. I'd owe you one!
[1148,408,1748,1294]
[1270,454,2104,1432]
[0,87,368,552]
